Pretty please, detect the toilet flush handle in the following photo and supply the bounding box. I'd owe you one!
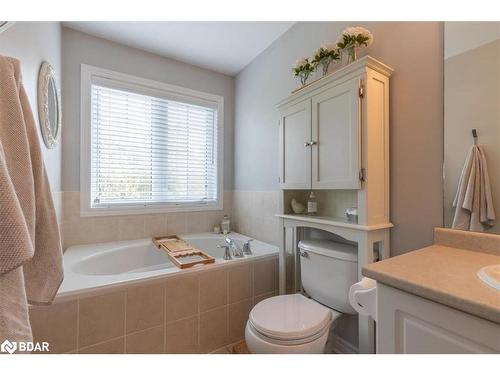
[299,250,309,258]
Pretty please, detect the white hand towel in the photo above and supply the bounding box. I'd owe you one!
[452,145,496,231]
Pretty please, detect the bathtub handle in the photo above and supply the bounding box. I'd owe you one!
[218,245,232,260]
[242,239,253,255]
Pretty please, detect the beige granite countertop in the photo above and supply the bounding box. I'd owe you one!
[363,245,500,323]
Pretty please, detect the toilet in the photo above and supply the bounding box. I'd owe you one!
[245,239,358,354]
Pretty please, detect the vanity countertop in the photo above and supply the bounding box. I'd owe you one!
[362,244,500,323]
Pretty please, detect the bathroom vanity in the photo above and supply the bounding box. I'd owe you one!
[363,228,500,353]
[276,56,393,354]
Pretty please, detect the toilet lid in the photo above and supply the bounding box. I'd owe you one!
[249,294,332,341]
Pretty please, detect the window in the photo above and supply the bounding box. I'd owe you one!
[80,65,223,216]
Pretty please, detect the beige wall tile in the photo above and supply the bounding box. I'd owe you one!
[274,258,279,291]
[206,211,224,231]
[118,216,145,240]
[62,191,80,222]
[228,263,252,303]
[144,214,168,238]
[89,216,121,244]
[125,326,164,354]
[186,211,210,233]
[78,337,125,354]
[79,291,125,347]
[223,191,233,216]
[252,191,279,220]
[63,217,93,248]
[166,212,187,235]
[253,258,276,296]
[165,316,199,354]
[199,306,228,353]
[165,274,198,322]
[29,301,78,354]
[126,283,165,333]
[257,217,280,246]
[228,299,252,343]
[253,291,277,306]
[199,269,228,312]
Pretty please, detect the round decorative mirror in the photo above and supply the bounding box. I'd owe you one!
[37,62,61,149]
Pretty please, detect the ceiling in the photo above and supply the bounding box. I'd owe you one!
[63,22,295,76]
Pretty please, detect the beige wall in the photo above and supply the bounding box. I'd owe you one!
[444,39,500,233]
[234,22,444,256]
[0,22,63,219]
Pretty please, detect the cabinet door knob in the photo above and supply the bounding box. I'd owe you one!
[304,141,311,147]
[310,141,317,146]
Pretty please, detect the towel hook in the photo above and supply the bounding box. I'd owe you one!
[472,129,478,145]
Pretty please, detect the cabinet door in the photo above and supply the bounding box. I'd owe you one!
[311,79,361,189]
[377,284,500,354]
[279,101,311,189]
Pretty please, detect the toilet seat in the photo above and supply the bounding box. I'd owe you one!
[248,294,335,342]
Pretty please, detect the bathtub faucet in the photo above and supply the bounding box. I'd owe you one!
[218,244,232,260]
[242,239,253,255]
[225,237,244,258]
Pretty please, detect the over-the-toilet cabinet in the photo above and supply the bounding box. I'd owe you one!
[277,57,393,354]
[279,78,360,190]
[278,56,392,195]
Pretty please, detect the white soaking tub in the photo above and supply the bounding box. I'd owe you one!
[57,232,278,301]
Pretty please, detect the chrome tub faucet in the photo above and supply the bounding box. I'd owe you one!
[225,237,244,257]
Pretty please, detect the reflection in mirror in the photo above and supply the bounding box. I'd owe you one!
[444,22,500,234]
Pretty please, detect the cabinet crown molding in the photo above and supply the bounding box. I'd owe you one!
[276,55,394,109]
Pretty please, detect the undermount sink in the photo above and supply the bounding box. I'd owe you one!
[477,264,500,290]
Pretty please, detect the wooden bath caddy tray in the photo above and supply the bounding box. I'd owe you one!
[153,235,215,269]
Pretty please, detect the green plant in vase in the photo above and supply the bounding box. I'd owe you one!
[292,57,315,86]
[312,43,340,76]
[336,26,373,64]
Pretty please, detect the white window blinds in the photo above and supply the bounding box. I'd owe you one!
[90,84,218,208]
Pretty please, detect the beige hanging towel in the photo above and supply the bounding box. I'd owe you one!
[452,145,496,232]
[0,56,63,343]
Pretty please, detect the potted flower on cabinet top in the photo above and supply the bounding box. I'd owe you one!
[312,43,341,76]
[336,26,373,64]
[292,57,315,87]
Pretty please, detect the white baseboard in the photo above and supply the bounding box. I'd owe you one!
[331,335,359,354]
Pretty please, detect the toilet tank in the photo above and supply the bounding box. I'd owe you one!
[299,239,358,314]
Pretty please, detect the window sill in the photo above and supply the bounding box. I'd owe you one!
[80,202,223,217]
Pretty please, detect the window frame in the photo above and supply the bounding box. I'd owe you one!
[80,64,224,217]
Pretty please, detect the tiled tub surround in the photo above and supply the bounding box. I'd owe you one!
[62,191,232,248]
[29,247,278,353]
[232,191,281,246]
[232,190,359,247]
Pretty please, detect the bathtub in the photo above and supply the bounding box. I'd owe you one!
[57,232,279,301]
[31,232,279,353]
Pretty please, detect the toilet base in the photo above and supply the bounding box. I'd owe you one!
[245,321,332,354]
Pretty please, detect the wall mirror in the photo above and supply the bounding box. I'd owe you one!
[444,22,500,234]
[37,61,61,149]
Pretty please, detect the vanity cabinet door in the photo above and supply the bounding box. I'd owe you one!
[279,101,311,189]
[377,284,500,354]
[311,79,361,189]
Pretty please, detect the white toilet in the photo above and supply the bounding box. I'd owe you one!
[245,239,358,354]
